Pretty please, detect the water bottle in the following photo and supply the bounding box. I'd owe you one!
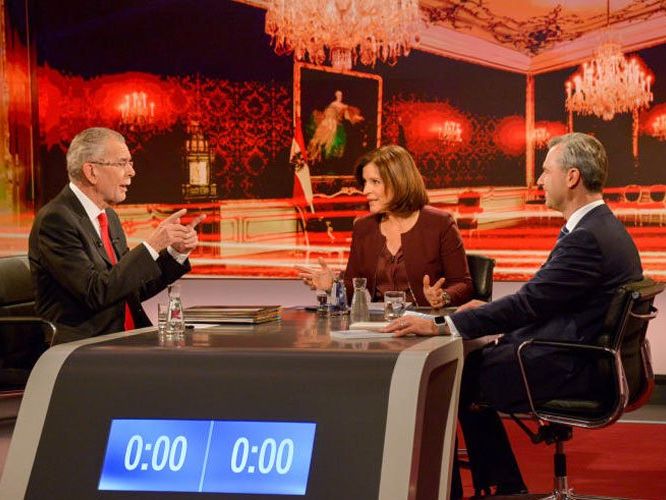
[337,271,348,314]
[166,283,185,335]
[350,277,370,323]
[329,271,348,315]
[315,290,329,316]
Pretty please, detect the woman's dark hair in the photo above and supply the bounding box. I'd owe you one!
[354,145,428,215]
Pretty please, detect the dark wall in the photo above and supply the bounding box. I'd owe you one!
[379,51,524,117]
[33,0,291,81]
[32,0,295,204]
[378,51,526,187]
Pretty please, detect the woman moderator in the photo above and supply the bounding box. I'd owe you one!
[297,145,473,308]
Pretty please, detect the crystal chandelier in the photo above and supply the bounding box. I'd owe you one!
[564,1,653,121]
[119,91,155,127]
[652,115,666,141]
[437,121,462,144]
[532,127,550,149]
[265,0,422,71]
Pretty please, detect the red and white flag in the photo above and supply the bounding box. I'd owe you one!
[291,125,315,213]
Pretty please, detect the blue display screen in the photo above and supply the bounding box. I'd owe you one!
[98,419,316,495]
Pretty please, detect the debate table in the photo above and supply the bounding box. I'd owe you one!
[0,309,463,500]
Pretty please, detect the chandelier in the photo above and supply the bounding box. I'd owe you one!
[265,0,422,71]
[532,127,551,149]
[564,1,653,121]
[119,91,155,127]
[652,115,666,141]
[437,121,462,144]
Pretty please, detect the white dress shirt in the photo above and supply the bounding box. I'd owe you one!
[69,182,188,263]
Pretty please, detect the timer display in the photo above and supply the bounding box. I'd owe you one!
[98,419,317,495]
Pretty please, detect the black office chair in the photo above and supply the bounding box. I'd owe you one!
[466,253,495,302]
[458,253,495,488]
[512,278,664,499]
[0,255,35,317]
[0,318,55,388]
[0,255,53,419]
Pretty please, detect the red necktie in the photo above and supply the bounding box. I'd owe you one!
[98,212,135,331]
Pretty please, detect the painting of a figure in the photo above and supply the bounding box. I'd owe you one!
[297,65,381,176]
[307,90,365,163]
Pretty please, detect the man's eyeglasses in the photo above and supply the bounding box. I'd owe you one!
[89,160,134,168]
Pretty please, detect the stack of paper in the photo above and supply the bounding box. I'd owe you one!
[330,320,393,339]
[330,330,395,340]
[349,321,389,331]
[184,305,281,324]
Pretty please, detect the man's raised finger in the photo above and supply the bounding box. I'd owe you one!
[161,209,187,226]
[188,213,206,229]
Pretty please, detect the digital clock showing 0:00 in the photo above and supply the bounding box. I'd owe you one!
[98,419,317,495]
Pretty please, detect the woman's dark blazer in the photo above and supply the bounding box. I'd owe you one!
[344,206,473,306]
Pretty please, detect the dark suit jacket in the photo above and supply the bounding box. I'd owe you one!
[28,186,190,344]
[451,204,643,410]
[344,206,473,306]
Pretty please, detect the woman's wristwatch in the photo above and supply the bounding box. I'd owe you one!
[440,290,452,306]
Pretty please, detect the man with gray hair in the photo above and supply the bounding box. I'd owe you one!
[29,127,204,344]
[384,133,643,496]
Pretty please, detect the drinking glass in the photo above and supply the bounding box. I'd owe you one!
[166,284,185,336]
[157,303,168,335]
[384,291,406,321]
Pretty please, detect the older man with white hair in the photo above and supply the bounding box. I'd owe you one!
[29,127,204,344]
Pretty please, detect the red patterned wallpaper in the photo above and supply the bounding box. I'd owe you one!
[38,67,292,198]
[382,95,525,187]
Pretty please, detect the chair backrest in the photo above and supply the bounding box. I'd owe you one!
[0,256,50,400]
[0,255,35,316]
[530,278,664,428]
[0,318,54,393]
[600,278,665,412]
[466,254,495,302]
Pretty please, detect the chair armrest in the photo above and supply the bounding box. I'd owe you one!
[0,317,55,406]
[516,338,624,428]
[629,305,658,321]
[517,338,616,359]
[0,316,56,345]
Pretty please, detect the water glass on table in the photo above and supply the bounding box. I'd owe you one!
[157,303,168,336]
[384,291,406,321]
[166,283,185,336]
[315,290,329,316]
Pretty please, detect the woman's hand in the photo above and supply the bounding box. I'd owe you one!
[295,257,335,291]
[423,275,448,308]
